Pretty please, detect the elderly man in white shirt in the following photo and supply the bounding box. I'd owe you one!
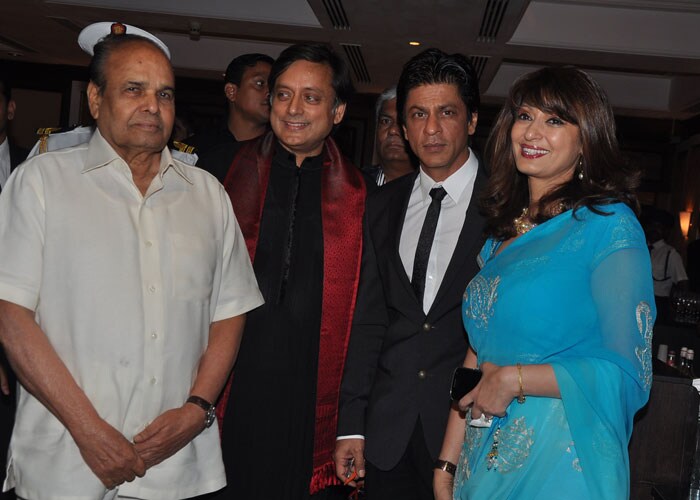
[0,23,263,500]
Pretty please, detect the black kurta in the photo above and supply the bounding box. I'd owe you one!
[218,144,327,499]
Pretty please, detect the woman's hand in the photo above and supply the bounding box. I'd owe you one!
[458,361,518,419]
[433,469,454,500]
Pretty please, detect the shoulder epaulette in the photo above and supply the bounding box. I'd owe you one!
[172,141,196,155]
[35,127,63,154]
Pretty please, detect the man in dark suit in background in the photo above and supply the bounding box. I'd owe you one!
[190,53,274,182]
[362,86,416,186]
[334,49,486,499]
[0,78,28,192]
[0,76,26,500]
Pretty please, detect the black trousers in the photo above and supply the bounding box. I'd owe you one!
[364,419,434,500]
[0,350,15,500]
[195,484,355,500]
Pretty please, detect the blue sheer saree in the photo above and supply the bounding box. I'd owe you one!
[455,203,655,499]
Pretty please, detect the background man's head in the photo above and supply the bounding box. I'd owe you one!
[642,209,675,244]
[268,43,354,163]
[374,86,411,168]
[0,78,17,144]
[396,48,480,180]
[87,35,175,160]
[224,53,274,127]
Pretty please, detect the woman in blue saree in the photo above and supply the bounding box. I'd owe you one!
[434,67,655,499]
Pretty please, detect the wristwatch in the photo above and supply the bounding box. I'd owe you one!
[186,395,216,428]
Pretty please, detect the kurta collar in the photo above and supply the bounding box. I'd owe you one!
[273,139,324,171]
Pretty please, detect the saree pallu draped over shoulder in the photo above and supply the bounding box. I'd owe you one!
[456,204,655,500]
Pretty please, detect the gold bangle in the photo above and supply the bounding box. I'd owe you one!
[516,363,526,404]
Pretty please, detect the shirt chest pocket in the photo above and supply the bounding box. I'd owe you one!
[170,233,218,302]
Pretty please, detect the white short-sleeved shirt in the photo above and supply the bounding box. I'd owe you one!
[650,239,689,296]
[0,130,264,500]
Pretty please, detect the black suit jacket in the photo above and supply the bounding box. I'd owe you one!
[338,161,487,470]
[1,140,28,193]
[0,139,26,494]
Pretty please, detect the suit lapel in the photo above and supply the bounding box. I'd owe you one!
[388,171,420,304]
[428,163,487,318]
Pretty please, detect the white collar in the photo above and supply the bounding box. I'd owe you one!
[417,147,478,204]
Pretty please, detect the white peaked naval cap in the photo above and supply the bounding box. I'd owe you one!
[78,22,171,59]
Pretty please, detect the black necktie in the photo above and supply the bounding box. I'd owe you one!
[411,186,447,304]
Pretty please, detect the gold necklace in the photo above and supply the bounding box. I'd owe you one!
[513,207,537,235]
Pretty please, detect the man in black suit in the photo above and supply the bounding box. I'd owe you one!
[0,78,28,192]
[0,76,26,500]
[189,53,274,182]
[334,49,486,499]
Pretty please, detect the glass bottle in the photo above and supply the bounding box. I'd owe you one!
[688,349,697,379]
[668,350,677,367]
[681,347,689,375]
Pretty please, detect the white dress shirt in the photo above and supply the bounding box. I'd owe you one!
[0,130,263,500]
[0,138,10,188]
[399,149,479,313]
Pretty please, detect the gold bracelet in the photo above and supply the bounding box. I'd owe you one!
[516,363,526,404]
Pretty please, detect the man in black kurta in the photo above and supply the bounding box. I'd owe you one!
[212,44,366,500]
[222,146,325,497]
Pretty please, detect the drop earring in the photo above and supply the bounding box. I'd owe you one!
[577,156,584,181]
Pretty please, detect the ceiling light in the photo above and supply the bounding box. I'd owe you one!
[409,41,421,46]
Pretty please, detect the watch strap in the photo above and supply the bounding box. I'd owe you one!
[186,395,216,428]
[434,459,457,476]
[186,395,213,411]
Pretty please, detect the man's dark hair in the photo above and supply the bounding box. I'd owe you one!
[224,53,274,85]
[396,48,480,127]
[88,34,168,92]
[268,43,354,105]
[0,77,10,102]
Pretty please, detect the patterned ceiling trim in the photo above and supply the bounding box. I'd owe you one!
[341,43,370,83]
[479,0,509,43]
[322,0,350,30]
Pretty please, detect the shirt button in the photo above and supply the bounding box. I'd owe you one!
[150,377,157,385]
[151,331,158,339]
[422,323,431,332]
[418,370,427,380]
[145,241,153,248]
[148,285,156,293]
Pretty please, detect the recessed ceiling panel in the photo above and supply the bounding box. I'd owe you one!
[157,33,289,74]
[486,63,671,113]
[510,1,700,59]
[47,0,321,27]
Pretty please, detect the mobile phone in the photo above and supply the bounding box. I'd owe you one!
[450,367,482,401]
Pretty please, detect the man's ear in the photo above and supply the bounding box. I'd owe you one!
[467,112,478,136]
[6,100,15,121]
[332,102,347,125]
[86,81,102,120]
[224,83,238,104]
